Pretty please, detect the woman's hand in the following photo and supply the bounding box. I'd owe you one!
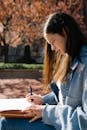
[26,94,44,105]
[22,105,45,122]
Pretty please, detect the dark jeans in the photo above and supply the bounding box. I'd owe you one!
[0,118,55,130]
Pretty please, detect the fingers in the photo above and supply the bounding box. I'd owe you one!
[29,115,39,122]
[22,109,37,120]
[24,112,35,118]
[22,105,45,122]
[26,95,34,102]
[22,105,37,114]
[26,94,43,105]
[22,108,35,118]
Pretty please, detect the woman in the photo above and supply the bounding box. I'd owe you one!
[0,12,87,130]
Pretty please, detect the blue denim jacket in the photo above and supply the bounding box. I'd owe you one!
[42,45,87,130]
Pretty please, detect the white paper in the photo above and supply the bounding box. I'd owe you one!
[0,98,32,111]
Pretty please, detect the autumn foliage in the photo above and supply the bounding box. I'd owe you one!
[0,0,87,62]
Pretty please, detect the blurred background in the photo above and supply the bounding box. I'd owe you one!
[0,0,87,98]
[0,0,87,64]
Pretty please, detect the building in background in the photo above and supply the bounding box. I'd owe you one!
[0,0,87,64]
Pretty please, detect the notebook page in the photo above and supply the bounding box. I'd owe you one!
[0,98,32,111]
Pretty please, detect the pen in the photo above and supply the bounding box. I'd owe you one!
[30,86,33,95]
[29,86,34,101]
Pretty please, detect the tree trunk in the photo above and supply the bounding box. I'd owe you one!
[3,44,9,63]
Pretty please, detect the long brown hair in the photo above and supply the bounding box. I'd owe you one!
[43,42,71,90]
[43,12,87,89]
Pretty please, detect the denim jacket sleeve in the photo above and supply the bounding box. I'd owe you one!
[42,64,87,130]
[42,92,57,105]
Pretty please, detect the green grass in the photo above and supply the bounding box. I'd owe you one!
[0,63,43,69]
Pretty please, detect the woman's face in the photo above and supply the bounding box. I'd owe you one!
[45,33,67,54]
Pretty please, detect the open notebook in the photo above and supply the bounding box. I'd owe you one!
[0,98,33,118]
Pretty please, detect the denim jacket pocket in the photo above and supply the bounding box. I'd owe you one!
[65,96,82,109]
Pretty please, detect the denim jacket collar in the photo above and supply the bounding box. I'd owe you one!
[70,58,78,71]
[79,45,87,64]
[70,45,87,71]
